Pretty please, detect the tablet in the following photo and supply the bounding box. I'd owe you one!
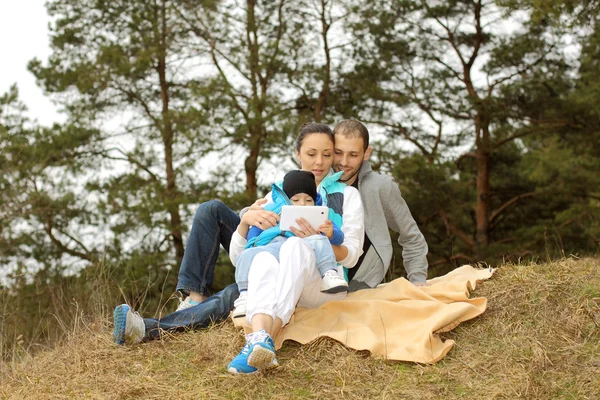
[279,205,329,231]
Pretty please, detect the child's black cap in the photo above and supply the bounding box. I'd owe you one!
[282,170,317,202]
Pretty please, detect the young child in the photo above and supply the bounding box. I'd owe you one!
[232,170,349,319]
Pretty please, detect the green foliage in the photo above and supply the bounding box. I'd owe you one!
[338,0,599,269]
[3,0,350,303]
[1,86,101,273]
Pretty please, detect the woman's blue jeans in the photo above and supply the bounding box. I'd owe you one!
[142,200,240,339]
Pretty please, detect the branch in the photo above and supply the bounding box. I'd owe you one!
[44,220,93,262]
[102,148,161,183]
[57,228,91,254]
[314,0,332,121]
[431,119,442,156]
[439,210,475,249]
[212,47,251,82]
[466,0,483,68]
[175,2,250,123]
[115,84,161,132]
[364,119,432,157]
[179,6,245,73]
[456,152,477,168]
[492,121,567,150]
[265,103,302,121]
[494,237,517,244]
[430,253,477,266]
[431,56,464,82]
[209,44,250,123]
[264,0,286,82]
[0,145,25,176]
[487,45,557,96]
[489,191,542,225]
[329,36,363,51]
[422,1,467,67]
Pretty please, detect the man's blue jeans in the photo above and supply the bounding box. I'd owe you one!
[177,200,241,296]
[143,200,240,339]
[144,283,239,339]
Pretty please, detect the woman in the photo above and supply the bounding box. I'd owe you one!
[226,123,364,374]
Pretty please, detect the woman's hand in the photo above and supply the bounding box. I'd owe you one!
[249,198,268,211]
[237,199,279,239]
[318,220,334,239]
[241,209,279,230]
[289,217,319,238]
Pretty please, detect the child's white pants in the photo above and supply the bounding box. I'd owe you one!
[246,236,347,326]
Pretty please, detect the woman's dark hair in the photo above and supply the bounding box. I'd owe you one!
[294,123,334,152]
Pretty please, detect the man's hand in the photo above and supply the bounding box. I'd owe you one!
[318,220,334,239]
[289,217,319,238]
[413,281,430,287]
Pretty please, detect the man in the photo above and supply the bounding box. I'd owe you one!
[332,120,428,289]
[113,120,429,345]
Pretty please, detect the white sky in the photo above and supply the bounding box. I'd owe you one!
[0,1,61,125]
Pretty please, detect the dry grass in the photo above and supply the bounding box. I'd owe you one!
[1,257,599,399]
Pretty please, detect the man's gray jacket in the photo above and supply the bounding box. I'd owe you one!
[350,161,429,287]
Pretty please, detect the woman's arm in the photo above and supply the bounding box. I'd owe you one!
[229,230,248,266]
[237,191,279,236]
[336,186,364,268]
[239,192,274,218]
[331,244,349,263]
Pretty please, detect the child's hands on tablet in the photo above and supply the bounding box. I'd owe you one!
[318,220,334,239]
[290,217,319,238]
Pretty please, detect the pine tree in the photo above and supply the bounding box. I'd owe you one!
[0,86,101,273]
[175,0,348,197]
[29,0,219,267]
[339,0,589,264]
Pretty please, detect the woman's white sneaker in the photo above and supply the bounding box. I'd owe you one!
[232,291,248,319]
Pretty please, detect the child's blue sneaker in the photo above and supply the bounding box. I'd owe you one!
[227,330,278,374]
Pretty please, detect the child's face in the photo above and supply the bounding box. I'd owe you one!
[289,192,315,206]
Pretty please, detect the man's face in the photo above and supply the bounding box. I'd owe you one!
[333,134,372,184]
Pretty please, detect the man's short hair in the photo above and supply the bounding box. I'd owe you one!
[333,120,369,151]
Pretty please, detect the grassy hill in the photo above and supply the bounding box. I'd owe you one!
[1,258,599,399]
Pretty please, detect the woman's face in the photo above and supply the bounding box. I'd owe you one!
[295,133,334,184]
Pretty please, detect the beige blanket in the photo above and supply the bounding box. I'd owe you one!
[234,265,494,364]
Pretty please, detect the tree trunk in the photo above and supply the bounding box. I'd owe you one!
[462,1,489,260]
[474,116,490,260]
[313,0,331,122]
[158,0,184,265]
[244,0,262,198]
[244,139,259,198]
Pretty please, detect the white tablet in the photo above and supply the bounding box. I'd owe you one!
[279,205,329,231]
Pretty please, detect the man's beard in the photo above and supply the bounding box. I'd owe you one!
[338,167,360,183]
